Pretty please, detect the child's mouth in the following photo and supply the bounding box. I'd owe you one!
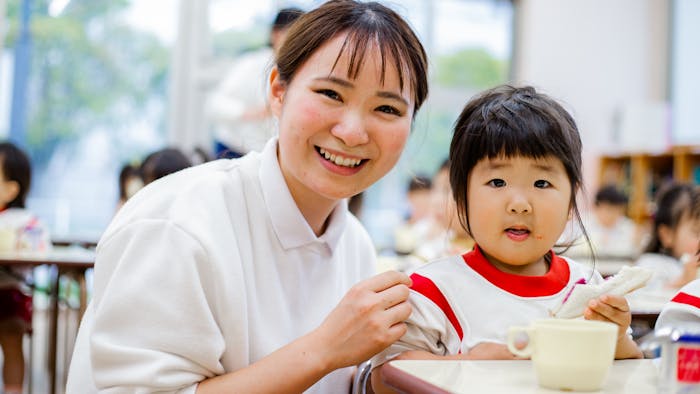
[506,228,530,241]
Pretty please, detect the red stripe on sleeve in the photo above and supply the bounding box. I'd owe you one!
[672,292,700,310]
[409,273,463,341]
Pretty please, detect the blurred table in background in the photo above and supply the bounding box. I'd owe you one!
[0,246,95,394]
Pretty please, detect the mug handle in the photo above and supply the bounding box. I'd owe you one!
[507,326,534,358]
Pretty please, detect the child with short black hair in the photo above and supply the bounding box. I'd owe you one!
[0,141,51,394]
[372,85,641,393]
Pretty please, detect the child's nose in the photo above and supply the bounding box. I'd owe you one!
[508,193,532,214]
[330,112,369,146]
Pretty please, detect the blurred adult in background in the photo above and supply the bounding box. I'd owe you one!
[207,7,304,159]
[0,142,51,394]
[140,147,192,185]
[565,185,640,258]
[636,182,700,291]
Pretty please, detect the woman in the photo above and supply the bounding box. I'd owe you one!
[66,1,429,393]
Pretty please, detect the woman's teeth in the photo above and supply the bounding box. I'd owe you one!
[318,148,362,168]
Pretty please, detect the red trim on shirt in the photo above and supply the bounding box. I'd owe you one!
[672,292,700,310]
[461,246,570,297]
[410,273,463,341]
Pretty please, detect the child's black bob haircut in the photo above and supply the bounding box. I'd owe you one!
[0,141,31,209]
[449,85,587,249]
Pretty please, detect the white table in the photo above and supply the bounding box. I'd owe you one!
[381,359,658,393]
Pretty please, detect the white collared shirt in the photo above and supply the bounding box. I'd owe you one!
[67,138,376,393]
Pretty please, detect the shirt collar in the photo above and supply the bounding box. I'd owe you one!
[259,138,347,253]
[462,245,571,297]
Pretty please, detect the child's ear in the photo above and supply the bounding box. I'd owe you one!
[268,66,286,118]
[0,180,19,207]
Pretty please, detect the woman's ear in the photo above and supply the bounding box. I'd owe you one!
[0,180,19,207]
[268,66,286,117]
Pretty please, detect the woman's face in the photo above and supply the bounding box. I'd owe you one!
[269,33,414,205]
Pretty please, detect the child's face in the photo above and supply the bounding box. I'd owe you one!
[0,169,18,210]
[663,214,700,260]
[466,155,572,274]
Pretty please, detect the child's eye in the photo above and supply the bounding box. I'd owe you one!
[534,180,551,188]
[316,89,341,101]
[487,179,506,187]
[376,105,402,116]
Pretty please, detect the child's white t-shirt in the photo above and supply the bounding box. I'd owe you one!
[372,246,602,367]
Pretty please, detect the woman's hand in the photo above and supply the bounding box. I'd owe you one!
[584,294,642,359]
[312,270,413,371]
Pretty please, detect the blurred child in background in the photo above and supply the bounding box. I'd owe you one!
[394,174,433,255]
[636,183,700,291]
[413,159,474,261]
[564,185,640,259]
[140,147,192,185]
[0,142,51,394]
[655,187,700,332]
[115,163,143,212]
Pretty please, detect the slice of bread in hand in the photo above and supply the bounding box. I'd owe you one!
[551,266,653,319]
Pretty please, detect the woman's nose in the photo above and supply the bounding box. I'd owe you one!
[507,193,532,214]
[331,113,369,146]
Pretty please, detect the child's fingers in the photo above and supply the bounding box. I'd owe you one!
[598,294,630,312]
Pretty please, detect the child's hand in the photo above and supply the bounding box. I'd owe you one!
[583,294,642,359]
[584,294,630,338]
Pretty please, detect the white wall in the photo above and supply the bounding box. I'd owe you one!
[513,0,669,197]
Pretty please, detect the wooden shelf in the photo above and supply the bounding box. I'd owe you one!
[598,145,700,223]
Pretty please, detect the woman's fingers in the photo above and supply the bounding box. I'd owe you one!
[377,282,411,310]
[362,270,412,292]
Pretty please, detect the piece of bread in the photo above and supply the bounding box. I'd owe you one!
[551,266,653,319]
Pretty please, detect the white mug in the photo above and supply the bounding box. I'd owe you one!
[507,318,618,391]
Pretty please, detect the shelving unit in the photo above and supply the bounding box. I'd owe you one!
[598,145,700,223]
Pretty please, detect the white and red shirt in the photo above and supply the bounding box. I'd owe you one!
[656,280,700,333]
[372,246,602,366]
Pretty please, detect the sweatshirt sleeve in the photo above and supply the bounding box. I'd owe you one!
[87,219,227,392]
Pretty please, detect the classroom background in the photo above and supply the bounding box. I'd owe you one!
[0,0,698,392]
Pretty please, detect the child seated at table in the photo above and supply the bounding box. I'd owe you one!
[654,188,700,332]
[635,183,700,291]
[0,142,51,394]
[370,86,641,393]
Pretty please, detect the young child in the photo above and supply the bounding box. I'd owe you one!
[371,85,641,392]
[636,183,700,291]
[0,142,51,394]
[655,188,700,332]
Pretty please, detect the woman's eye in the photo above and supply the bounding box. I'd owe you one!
[376,105,402,116]
[534,180,551,188]
[317,89,341,101]
[487,179,506,187]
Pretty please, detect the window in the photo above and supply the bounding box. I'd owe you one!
[1,0,176,241]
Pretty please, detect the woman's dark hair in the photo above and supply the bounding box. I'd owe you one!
[141,148,192,185]
[275,0,428,116]
[644,182,699,255]
[449,85,589,253]
[0,142,31,209]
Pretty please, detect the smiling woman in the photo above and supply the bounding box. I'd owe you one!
[65,1,429,393]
